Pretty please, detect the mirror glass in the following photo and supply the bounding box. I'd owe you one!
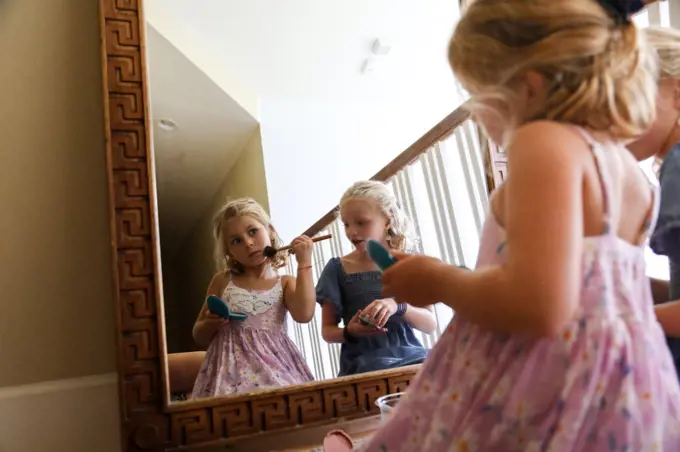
[144,0,490,403]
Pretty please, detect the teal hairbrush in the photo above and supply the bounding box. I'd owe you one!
[367,240,398,272]
[206,295,248,320]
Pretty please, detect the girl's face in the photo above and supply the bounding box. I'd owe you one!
[628,78,680,162]
[222,215,272,268]
[340,197,390,253]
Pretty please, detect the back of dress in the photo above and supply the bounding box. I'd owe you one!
[359,132,680,451]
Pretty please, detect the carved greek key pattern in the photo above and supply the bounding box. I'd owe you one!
[168,374,415,447]
[100,0,418,450]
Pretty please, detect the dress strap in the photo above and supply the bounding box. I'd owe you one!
[571,126,614,235]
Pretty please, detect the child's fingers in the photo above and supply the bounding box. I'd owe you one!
[366,302,381,319]
[376,309,390,327]
[349,310,362,324]
[390,251,409,258]
[368,303,384,325]
[389,251,412,261]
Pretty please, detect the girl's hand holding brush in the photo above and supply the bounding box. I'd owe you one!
[290,235,314,268]
[263,234,332,262]
[381,252,449,308]
[282,235,329,322]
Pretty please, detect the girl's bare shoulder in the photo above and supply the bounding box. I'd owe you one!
[208,271,231,294]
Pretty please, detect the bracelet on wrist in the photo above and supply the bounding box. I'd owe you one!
[298,265,312,271]
[395,302,408,316]
[343,325,357,343]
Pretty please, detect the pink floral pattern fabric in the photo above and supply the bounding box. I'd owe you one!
[360,133,680,451]
[191,278,314,398]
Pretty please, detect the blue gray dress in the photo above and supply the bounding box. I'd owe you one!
[650,143,680,377]
[316,257,428,377]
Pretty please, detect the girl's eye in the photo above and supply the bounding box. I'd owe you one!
[231,238,241,245]
[248,228,258,236]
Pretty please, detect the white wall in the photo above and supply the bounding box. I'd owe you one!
[143,0,465,241]
[144,0,261,121]
[167,128,270,353]
[260,90,464,241]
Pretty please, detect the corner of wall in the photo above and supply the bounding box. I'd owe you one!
[145,9,261,121]
[164,125,270,353]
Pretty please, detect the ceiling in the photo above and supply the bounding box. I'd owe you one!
[145,0,465,241]
[147,0,461,101]
[146,24,258,256]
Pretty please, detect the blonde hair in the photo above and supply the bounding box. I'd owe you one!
[449,0,658,144]
[212,197,285,273]
[645,26,680,79]
[339,180,416,252]
[644,26,680,175]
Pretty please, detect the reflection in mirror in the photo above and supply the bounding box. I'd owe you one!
[145,0,491,403]
[299,126,490,380]
[314,181,434,378]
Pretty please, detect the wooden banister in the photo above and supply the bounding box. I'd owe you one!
[302,102,471,238]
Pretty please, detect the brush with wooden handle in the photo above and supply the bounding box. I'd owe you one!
[263,234,332,258]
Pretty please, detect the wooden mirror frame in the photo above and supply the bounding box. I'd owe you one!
[100,1,494,450]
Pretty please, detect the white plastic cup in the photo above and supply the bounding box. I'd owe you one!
[375,392,405,423]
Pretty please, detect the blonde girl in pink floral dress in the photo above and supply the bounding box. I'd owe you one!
[331,1,680,451]
[191,198,314,398]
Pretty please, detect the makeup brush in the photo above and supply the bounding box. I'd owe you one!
[263,234,332,258]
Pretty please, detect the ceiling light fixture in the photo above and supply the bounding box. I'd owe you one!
[361,58,376,74]
[371,39,391,56]
[158,118,178,131]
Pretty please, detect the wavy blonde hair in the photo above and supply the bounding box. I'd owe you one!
[645,26,680,80]
[339,180,417,252]
[644,26,680,175]
[449,0,658,145]
[212,197,285,273]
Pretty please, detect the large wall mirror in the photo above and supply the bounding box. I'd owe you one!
[101,1,678,450]
[101,0,497,450]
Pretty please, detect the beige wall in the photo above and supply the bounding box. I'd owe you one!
[164,128,269,352]
[672,0,680,28]
[0,0,120,450]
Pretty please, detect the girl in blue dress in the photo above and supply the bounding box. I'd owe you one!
[316,181,437,376]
